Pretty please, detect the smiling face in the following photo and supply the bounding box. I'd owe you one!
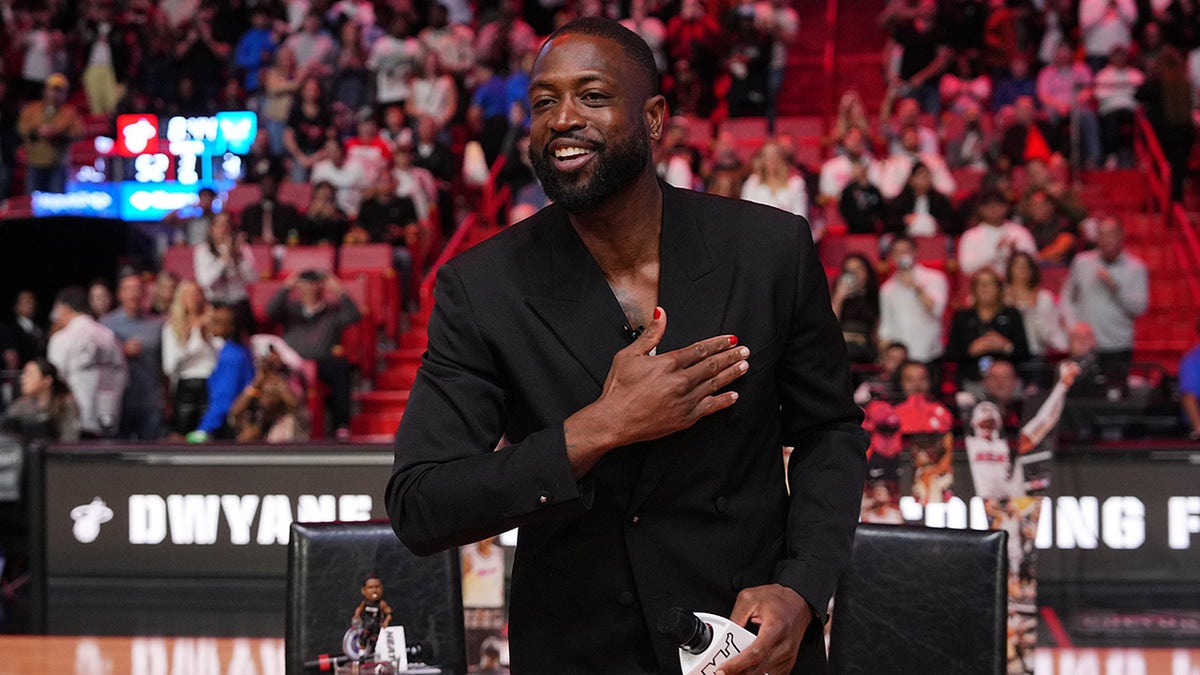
[362,577,383,602]
[527,31,664,214]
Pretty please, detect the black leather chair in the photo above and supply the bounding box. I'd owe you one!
[286,521,467,675]
[829,524,1008,675]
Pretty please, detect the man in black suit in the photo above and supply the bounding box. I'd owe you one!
[387,18,867,675]
[1,290,46,371]
[240,171,302,245]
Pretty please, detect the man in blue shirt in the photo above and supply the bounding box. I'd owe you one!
[101,272,165,440]
[1180,319,1200,440]
[233,9,278,93]
[189,304,254,442]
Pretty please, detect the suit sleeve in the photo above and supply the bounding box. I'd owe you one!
[773,218,869,620]
[386,263,585,556]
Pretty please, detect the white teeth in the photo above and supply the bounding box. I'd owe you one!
[554,146,591,159]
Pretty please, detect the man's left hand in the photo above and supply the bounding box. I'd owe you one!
[715,584,814,675]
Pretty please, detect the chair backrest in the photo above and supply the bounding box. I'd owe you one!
[338,244,393,274]
[829,524,1007,675]
[162,246,196,282]
[279,245,337,278]
[286,521,466,675]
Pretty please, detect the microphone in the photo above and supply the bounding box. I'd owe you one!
[658,608,757,675]
[304,654,351,671]
[622,323,645,342]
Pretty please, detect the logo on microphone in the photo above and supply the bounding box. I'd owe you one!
[70,497,114,543]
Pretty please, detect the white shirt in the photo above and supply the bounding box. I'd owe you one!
[47,314,128,435]
[311,159,369,217]
[957,221,1039,277]
[367,35,421,104]
[740,174,808,219]
[1079,0,1137,57]
[194,243,257,304]
[818,154,875,201]
[874,152,956,201]
[1093,65,1145,115]
[966,434,1024,500]
[393,166,437,220]
[460,543,505,608]
[878,264,948,362]
[161,323,219,385]
[1014,288,1069,356]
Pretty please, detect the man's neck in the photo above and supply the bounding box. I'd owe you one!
[568,173,664,275]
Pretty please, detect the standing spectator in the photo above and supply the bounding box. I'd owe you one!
[945,269,1030,385]
[311,137,370,218]
[1006,251,1069,358]
[368,15,422,110]
[267,270,362,440]
[940,51,992,114]
[418,4,477,80]
[621,0,668,74]
[992,55,1037,113]
[233,8,279,94]
[1180,319,1200,440]
[754,0,799,130]
[1,291,46,372]
[331,22,371,113]
[665,0,722,93]
[0,78,17,204]
[1,359,81,442]
[162,281,218,438]
[831,253,880,364]
[878,236,949,364]
[88,279,115,320]
[187,304,255,442]
[1093,45,1143,168]
[958,189,1039,276]
[242,172,302,245]
[724,0,771,119]
[944,101,993,170]
[887,0,951,114]
[283,76,331,182]
[16,73,81,194]
[407,51,459,132]
[261,47,302,157]
[46,287,128,438]
[194,212,257,320]
[1035,43,1102,168]
[101,273,165,440]
[173,8,232,106]
[1061,216,1147,372]
[1018,189,1077,264]
[1137,47,1195,202]
[1079,0,1137,72]
[80,5,127,116]
[740,140,808,220]
[283,11,336,78]
[148,272,179,318]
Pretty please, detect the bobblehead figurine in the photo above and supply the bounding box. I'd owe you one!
[348,575,393,660]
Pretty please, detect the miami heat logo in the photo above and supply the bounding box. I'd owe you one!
[70,497,114,543]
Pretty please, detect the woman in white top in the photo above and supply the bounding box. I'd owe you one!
[405,51,458,131]
[161,281,219,436]
[740,140,808,220]
[1006,251,1069,357]
[194,212,257,305]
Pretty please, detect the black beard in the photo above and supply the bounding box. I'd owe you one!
[529,130,649,214]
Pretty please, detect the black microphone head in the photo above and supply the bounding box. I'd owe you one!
[657,607,712,655]
[406,639,432,661]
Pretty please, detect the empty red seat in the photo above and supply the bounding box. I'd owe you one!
[162,246,196,282]
[279,245,336,278]
[340,244,400,340]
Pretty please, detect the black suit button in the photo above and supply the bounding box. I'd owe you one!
[537,492,551,505]
[629,515,640,525]
[731,575,744,591]
[715,496,728,513]
[618,591,635,606]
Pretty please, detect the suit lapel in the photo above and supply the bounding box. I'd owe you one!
[628,185,733,513]
[524,208,630,388]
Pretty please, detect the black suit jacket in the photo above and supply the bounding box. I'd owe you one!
[387,184,867,673]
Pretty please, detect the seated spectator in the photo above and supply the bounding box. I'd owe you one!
[1007,251,1069,358]
[1,359,81,442]
[992,55,1036,113]
[0,291,46,372]
[46,287,128,438]
[998,96,1058,168]
[267,271,362,440]
[1061,216,1147,373]
[162,281,218,439]
[946,269,1030,385]
[958,189,1039,277]
[407,51,458,132]
[1179,319,1200,440]
[188,304,255,442]
[88,279,114,319]
[884,161,955,236]
[839,162,885,234]
[853,341,909,405]
[392,131,439,222]
[1080,0,1137,73]
[740,140,808,220]
[283,11,337,78]
[101,273,165,440]
[418,4,476,79]
[468,60,511,165]
[311,137,370,218]
[303,181,352,245]
[878,236,948,364]
[368,15,421,110]
[242,172,302,245]
[874,125,956,200]
[163,187,218,246]
[831,253,880,364]
[818,126,876,206]
[1036,42,1101,168]
[704,131,747,182]
[1093,45,1144,168]
[706,169,745,199]
[1063,321,1111,398]
[194,213,257,325]
[413,115,456,237]
[880,96,939,156]
[331,23,371,113]
[939,50,991,114]
[944,101,994,171]
[1018,189,1077,265]
[229,348,310,442]
[344,108,394,187]
[655,116,703,190]
[16,72,82,194]
[832,89,872,142]
[261,47,302,158]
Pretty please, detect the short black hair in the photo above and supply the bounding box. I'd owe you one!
[54,286,88,314]
[541,17,660,97]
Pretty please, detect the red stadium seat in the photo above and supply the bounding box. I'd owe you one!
[330,275,377,379]
[162,246,196,282]
[248,279,287,329]
[912,235,950,263]
[279,245,336,278]
[339,243,399,340]
[222,184,261,218]
[278,182,313,210]
[246,243,275,279]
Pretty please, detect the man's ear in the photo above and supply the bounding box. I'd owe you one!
[645,94,667,141]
